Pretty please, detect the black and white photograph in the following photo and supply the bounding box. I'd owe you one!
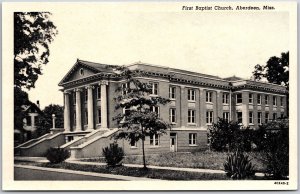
[2,1,298,190]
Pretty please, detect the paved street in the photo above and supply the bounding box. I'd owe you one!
[14,165,124,181]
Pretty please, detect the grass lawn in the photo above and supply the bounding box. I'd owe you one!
[81,151,266,172]
[17,161,230,180]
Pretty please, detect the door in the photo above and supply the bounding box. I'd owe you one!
[170,133,177,152]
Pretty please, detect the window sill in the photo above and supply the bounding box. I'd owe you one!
[188,100,196,103]
[206,123,213,126]
[149,146,160,149]
[130,146,138,149]
[223,103,229,105]
[249,103,253,105]
[206,102,213,104]
[187,123,197,126]
[169,98,176,101]
[171,122,177,125]
[249,123,254,126]
[189,144,198,147]
[149,94,158,97]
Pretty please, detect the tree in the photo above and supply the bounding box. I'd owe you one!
[252,52,289,89]
[252,52,289,116]
[113,66,171,169]
[208,118,252,152]
[14,87,30,143]
[14,87,30,130]
[36,104,64,136]
[14,12,58,89]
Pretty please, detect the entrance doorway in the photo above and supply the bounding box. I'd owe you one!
[170,133,177,152]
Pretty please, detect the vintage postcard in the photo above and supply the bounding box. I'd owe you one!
[2,1,297,190]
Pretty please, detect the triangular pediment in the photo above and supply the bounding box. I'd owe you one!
[59,60,101,85]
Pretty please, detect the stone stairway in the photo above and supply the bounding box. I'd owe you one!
[60,129,108,150]
[69,129,119,159]
[16,132,66,157]
[14,133,53,156]
[14,129,120,158]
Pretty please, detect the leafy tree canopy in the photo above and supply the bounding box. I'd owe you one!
[14,87,30,129]
[112,66,171,168]
[14,12,58,89]
[252,52,289,89]
[36,104,64,136]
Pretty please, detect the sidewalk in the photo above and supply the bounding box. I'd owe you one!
[14,156,49,163]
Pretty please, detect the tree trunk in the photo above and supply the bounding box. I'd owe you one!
[142,138,147,169]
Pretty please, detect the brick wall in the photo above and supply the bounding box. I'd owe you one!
[122,130,208,155]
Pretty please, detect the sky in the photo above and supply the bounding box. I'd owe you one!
[26,5,289,109]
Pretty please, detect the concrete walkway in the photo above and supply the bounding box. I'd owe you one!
[14,156,48,163]
[14,156,264,177]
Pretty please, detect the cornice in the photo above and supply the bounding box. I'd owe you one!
[59,66,287,95]
[232,84,287,94]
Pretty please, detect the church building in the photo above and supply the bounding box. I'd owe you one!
[16,59,288,158]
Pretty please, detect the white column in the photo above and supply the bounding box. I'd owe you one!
[52,114,56,129]
[87,85,94,130]
[229,90,232,121]
[75,88,82,131]
[64,91,71,131]
[31,115,35,127]
[100,81,108,128]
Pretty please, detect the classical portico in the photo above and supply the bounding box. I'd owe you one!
[63,80,108,132]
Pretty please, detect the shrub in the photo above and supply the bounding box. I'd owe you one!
[251,125,268,151]
[102,143,124,167]
[46,147,70,164]
[264,127,289,179]
[208,118,235,151]
[224,150,255,180]
[209,118,253,152]
[232,127,253,152]
[252,119,289,179]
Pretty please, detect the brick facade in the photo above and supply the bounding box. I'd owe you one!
[58,60,288,155]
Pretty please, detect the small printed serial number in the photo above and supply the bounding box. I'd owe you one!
[274,182,289,185]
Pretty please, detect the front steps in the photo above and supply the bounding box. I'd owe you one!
[15,129,119,158]
[15,132,66,157]
[69,129,119,158]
